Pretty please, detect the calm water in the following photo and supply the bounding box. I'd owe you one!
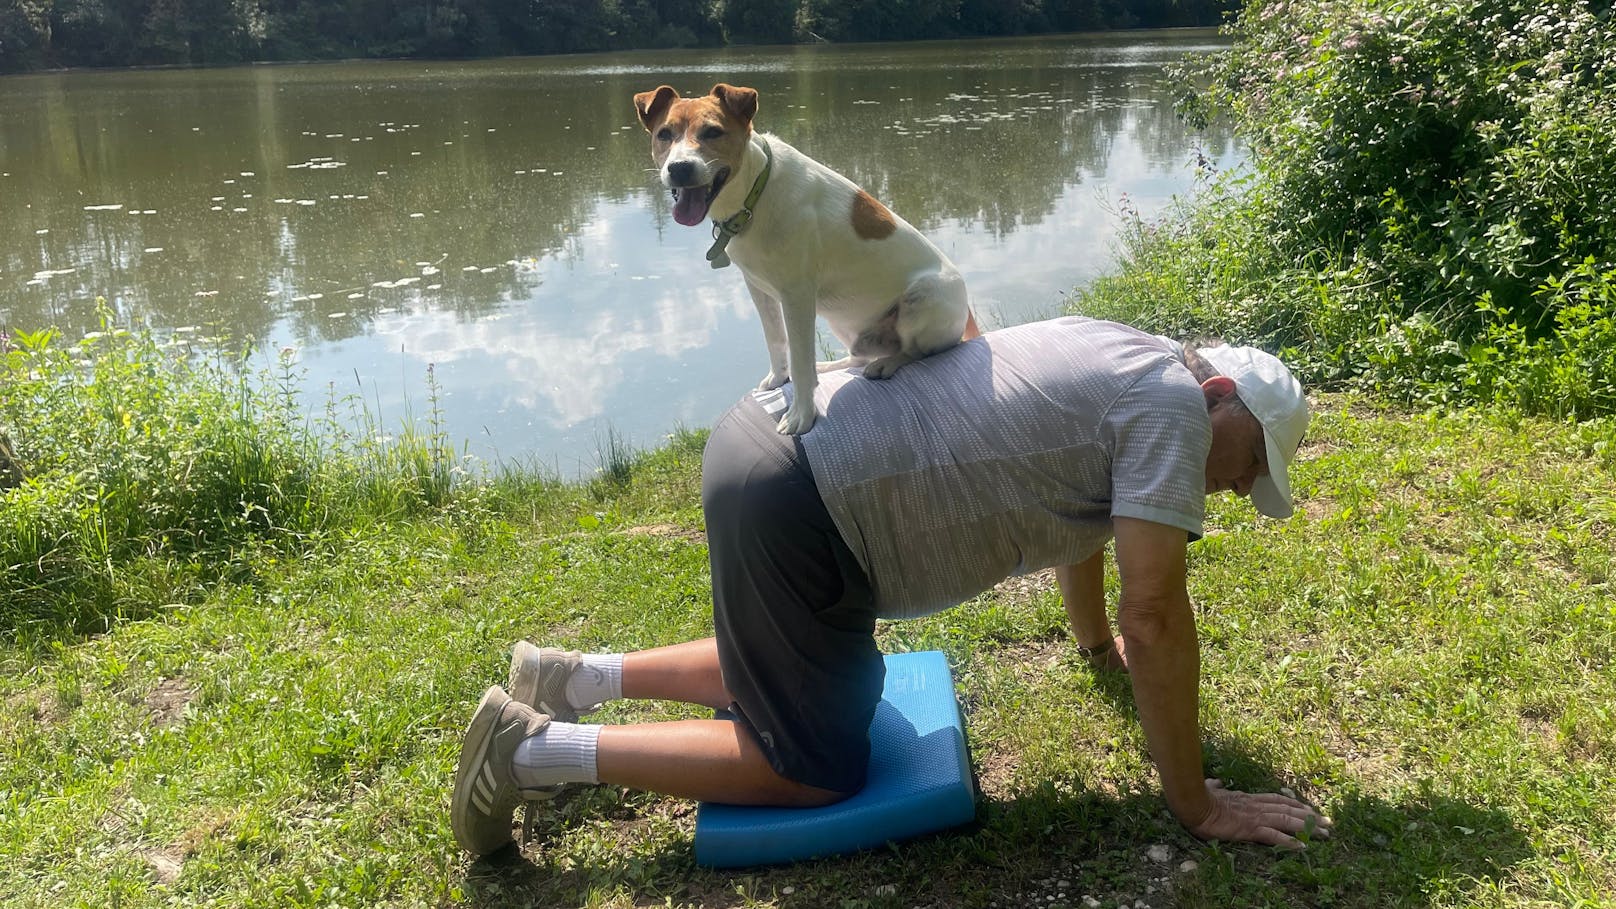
[0,31,1238,475]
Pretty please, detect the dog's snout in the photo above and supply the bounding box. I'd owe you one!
[667,160,697,186]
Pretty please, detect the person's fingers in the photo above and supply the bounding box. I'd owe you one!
[1250,797,1325,820]
[1207,782,1334,823]
[1269,810,1322,832]
[1251,802,1332,834]
[1242,793,1306,810]
[1250,826,1305,850]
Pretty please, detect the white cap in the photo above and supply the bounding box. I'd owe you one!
[1197,345,1309,518]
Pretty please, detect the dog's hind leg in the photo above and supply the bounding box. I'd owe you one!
[864,271,970,379]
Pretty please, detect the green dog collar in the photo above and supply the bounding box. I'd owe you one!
[706,136,773,270]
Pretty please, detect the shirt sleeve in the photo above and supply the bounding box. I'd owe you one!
[1103,366,1209,540]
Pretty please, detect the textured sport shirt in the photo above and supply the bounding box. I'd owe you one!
[773,316,1209,620]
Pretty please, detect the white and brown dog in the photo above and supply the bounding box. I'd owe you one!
[634,82,975,434]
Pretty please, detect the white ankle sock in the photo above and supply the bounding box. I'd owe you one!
[511,721,601,788]
[566,653,623,711]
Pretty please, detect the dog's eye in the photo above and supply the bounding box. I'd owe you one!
[699,126,724,141]
[655,128,674,142]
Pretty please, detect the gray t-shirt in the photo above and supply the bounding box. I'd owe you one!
[768,316,1208,619]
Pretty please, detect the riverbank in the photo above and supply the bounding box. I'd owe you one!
[2,329,1612,905]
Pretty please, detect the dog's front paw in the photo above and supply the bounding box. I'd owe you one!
[756,370,789,392]
[776,403,819,435]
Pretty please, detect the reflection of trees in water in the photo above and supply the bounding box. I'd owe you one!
[749,49,1233,239]
[0,66,653,343]
[0,40,1233,343]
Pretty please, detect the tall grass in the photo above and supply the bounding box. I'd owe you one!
[0,308,483,646]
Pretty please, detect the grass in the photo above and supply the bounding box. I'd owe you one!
[3,386,1614,908]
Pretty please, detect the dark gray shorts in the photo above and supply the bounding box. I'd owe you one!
[703,394,884,794]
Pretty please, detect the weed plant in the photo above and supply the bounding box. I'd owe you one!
[1082,0,1616,416]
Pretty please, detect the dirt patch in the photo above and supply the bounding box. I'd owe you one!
[624,523,706,543]
[970,743,1020,801]
[5,687,62,725]
[989,567,1058,603]
[141,847,185,885]
[97,789,133,836]
[176,807,241,855]
[992,639,1070,673]
[146,678,196,727]
[1298,438,1338,459]
[1300,497,1332,521]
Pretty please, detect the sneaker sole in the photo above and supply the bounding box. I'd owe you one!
[450,686,512,855]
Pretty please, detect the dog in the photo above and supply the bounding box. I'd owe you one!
[633,82,975,434]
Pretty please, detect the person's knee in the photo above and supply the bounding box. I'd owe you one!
[769,776,857,808]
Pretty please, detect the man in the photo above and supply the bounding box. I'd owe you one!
[451,316,1330,857]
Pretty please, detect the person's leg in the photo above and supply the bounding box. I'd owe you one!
[455,397,874,856]
[536,392,879,802]
[704,394,885,796]
[504,639,834,806]
[598,719,843,806]
[510,636,730,717]
[621,638,731,709]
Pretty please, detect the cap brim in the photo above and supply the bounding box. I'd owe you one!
[1249,429,1294,518]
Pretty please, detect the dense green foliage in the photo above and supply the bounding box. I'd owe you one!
[1080,0,1616,417]
[0,0,1234,72]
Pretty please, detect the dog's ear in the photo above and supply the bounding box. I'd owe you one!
[633,85,680,131]
[710,83,758,128]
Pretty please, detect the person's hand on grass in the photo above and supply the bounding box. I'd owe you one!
[1187,779,1332,849]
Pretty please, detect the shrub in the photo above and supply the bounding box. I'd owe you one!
[1084,0,1616,416]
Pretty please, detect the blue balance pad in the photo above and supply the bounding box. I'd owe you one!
[694,649,976,868]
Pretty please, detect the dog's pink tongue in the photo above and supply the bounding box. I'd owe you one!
[672,189,710,227]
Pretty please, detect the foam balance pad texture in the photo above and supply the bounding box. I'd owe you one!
[694,649,976,868]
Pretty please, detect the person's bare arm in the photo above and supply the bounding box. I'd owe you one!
[1111,516,1331,847]
[1055,554,1125,670]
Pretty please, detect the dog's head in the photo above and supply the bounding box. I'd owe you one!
[632,83,758,227]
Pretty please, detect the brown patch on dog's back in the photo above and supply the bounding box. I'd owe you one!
[851,190,898,239]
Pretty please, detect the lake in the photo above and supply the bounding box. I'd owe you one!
[0,30,1239,476]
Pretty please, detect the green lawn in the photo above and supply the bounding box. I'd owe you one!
[3,395,1613,908]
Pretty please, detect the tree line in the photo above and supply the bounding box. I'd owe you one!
[0,0,1233,72]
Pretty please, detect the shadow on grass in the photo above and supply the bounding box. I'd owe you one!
[1174,781,1532,908]
[459,734,1531,909]
[1183,736,1534,908]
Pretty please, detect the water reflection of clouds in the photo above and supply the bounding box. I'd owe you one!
[289,194,762,464]
[372,280,744,424]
